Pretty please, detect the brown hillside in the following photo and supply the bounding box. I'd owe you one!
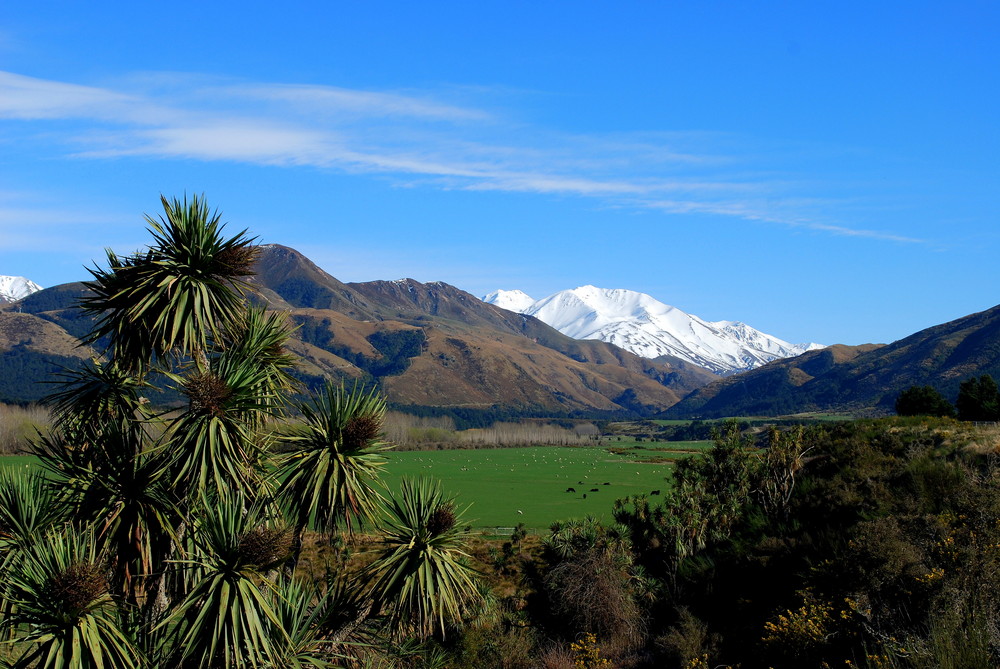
[0,244,719,412]
[0,312,92,358]
[668,301,1000,417]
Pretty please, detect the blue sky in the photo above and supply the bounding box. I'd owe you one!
[1,2,997,346]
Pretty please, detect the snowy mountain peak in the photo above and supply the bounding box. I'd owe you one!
[0,276,42,304]
[482,289,536,313]
[484,286,822,375]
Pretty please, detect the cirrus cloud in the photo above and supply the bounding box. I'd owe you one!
[0,69,920,243]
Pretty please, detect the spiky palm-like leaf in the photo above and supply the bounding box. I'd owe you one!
[80,194,257,369]
[2,527,141,669]
[45,359,154,433]
[157,495,289,669]
[0,469,61,554]
[264,578,343,669]
[39,360,159,487]
[276,383,391,535]
[168,351,281,499]
[33,422,179,607]
[365,477,481,639]
[216,306,299,420]
[0,469,62,623]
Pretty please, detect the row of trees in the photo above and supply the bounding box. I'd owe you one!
[896,374,1000,420]
[0,196,483,667]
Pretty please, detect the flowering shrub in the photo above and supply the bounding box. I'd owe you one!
[570,633,612,669]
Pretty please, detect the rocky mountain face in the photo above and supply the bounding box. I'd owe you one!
[664,302,1000,417]
[0,245,718,414]
[484,286,822,375]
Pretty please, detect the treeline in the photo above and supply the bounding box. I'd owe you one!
[388,403,640,430]
[381,411,599,449]
[897,373,1000,420]
[292,315,426,377]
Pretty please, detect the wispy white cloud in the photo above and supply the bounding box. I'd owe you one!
[645,199,922,243]
[224,83,492,122]
[0,71,150,122]
[0,70,921,243]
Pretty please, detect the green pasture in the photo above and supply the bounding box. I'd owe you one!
[0,444,698,534]
[380,446,677,532]
[0,455,38,471]
[604,440,713,462]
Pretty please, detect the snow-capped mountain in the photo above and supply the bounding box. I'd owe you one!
[482,289,536,313]
[0,276,42,304]
[483,286,823,375]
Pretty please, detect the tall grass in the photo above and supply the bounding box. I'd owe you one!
[0,404,51,454]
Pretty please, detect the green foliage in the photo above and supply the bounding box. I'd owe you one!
[265,578,341,669]
[156,495,288,668]
[956,374,1000,421]
[289,315,424,378]
[33,419,178,606]
[366,477,481,638]
[366,329,425,376]
[2,527,142,669]
[542,518,645,649]
[614,421,762,589]
[0,469,61,618]
[895,385,956,417]
[0,346,86,404]
[20,192,1000,667]
[80,194,257,369]
[167,353,281,498]
[276,381,390,534]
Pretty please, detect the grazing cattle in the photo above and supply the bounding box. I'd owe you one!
[583,494,587,499]
[602,482,610,485]
[590,488,599,492]
[566,487,576,493]
[651,490,661,495]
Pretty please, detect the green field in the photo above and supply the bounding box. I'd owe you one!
[603,439,714,462]
[0,443,700,534]
[381,446,679,532]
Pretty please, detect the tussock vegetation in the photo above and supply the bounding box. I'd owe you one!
[0,403,49,454]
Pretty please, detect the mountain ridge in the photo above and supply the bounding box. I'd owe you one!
[483,285,822,375]
[664,301,1000,417]
[0,245,718,414]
